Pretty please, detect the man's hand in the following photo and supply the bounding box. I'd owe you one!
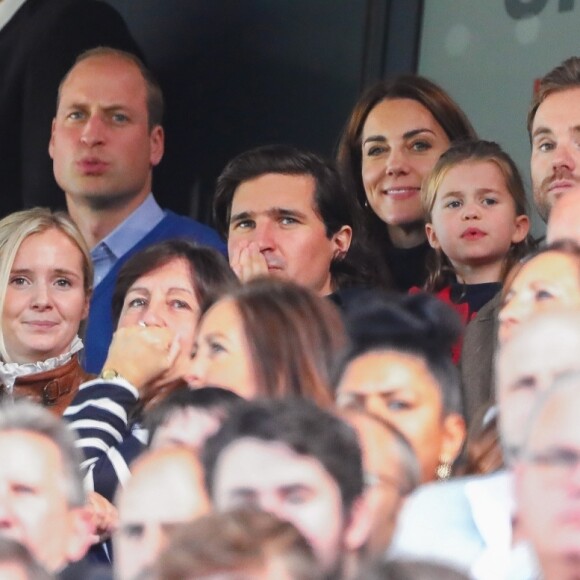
[229,241,269,283]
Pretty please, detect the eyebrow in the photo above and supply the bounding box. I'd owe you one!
[532,124,580,140]
[230,207,308,223]
[363,127,436,146]
[126,286,195,295]
[10,268,81,278]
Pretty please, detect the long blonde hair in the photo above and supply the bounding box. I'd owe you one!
[0,208,92,362]
[421,140,533,292]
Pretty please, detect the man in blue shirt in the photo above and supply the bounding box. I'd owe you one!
[49,47,224,373]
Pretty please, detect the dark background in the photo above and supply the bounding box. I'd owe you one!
[105,0,423,224]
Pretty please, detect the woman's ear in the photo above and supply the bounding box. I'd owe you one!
[441,412,467,464]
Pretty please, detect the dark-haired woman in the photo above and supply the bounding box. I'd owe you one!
[334,290,466,482]
[186,277,347,407]
[337,75,477,291]
[65,240,238,501]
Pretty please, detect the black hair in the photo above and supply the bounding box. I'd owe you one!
[334,290,463,414]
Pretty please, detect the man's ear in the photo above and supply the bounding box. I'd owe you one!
[343,495,372,553]
[65,506,95,564]
[331,225,353,260]
[48,118,56,160]
[149,125,164,167]
[425,222,441,250]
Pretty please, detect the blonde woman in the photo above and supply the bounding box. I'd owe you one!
[0,207,93,415]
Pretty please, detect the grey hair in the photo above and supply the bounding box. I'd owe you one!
[519,369,580,461]
[0,401,86,507]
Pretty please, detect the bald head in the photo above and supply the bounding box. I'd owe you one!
[495,309,580,463]
[114,448,210,580]
[547,193,580,245]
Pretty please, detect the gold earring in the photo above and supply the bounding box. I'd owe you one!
[436,458,452,480]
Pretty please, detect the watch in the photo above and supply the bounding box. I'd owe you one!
[99,368,122,381]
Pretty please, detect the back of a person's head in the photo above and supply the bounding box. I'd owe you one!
[155,508,322,580]
[145,386,245,445]
[335,290,462,414]
[203,398,364,513]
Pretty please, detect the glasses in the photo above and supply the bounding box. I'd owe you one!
[525,447,580,480]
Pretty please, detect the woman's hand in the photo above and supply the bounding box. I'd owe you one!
[102,326,181,390]
[86,491,118,543]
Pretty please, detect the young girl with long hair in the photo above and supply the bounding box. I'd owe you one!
[421,140,533,424]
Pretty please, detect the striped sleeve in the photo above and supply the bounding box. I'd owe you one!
[63,378,146,501]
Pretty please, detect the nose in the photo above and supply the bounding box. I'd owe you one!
[140,300,165,328]
[362,393,386,419]
[184,349,206,388]
[498,295,529,343]
[385,147,409,177]
[552,141,576,173]
[254,221,276,252]
[461,200,481,220]
[31,282,52,311]
[0,486,15,531]
[80,114,106,147]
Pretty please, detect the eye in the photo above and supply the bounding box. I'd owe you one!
[280,216,299,226]
[127,297,147,309]
[482,197,499,206]
[8,276,29,287]
[66,110,85,121]
[232,219,255,231]
[208,339,226,356]
[411,140,432,152]
[170,299,192,310]
[512,375,538,392]
[54,278,72,288]
[366,144,387,157]
[284,488,309,505]
[122,524,145,539]
[386,398,413,411]
[112,112,129,123]
[12,483,36,495]
[535,288,554,301]
[444,199,462,209]
[537,140,555,153]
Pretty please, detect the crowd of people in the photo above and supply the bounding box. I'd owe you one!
[1,42,580,580]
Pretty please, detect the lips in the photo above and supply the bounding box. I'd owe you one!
[381,187,421,201]
[77,158,109,175]
[24,320,58,330]
[461,227,486,240]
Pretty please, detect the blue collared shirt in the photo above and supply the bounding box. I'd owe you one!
[90,194,165,287]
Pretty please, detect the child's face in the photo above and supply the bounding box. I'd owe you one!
[425,160,529,283]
